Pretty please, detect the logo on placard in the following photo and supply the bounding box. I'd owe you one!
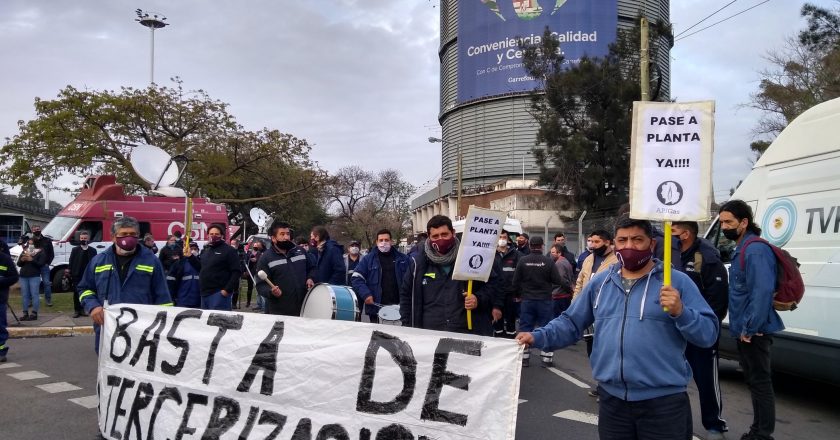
[762,198,797,246]
[468,254,484,269]
[656,181,683,206]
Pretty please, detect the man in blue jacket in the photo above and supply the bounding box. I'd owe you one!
[166,242,201,308]
[1,240,20,362]
[351,228,409,323]
[309,226,346,285]
[719,200,783,440]
[516,218,718,440]
[78,216,172,354]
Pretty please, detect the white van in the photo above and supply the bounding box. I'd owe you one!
[704,97,840,386]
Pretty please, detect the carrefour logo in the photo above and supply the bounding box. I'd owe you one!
[762,198,797,246]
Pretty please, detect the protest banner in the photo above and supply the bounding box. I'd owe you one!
[97,304,521,440]
[629,100,715,221]
[451,207,506,329]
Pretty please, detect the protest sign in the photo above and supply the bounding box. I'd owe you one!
[452,206,506,282]
[97,304,521,440]
[629,101,715,221]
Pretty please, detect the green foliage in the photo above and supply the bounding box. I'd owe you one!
[1,79,325,224]
[521,21,671,211]
[749,3,840,144]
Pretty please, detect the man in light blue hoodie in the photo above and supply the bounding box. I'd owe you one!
[516,218,718,440]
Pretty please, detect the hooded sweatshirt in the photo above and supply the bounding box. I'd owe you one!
[532,260,718,401]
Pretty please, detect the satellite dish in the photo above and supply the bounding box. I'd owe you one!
[149,187,187,198]
[130,144,180,189]
[249,207,272,233]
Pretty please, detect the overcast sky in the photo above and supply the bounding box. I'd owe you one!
[0,0,834,205]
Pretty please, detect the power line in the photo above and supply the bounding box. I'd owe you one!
[675,1,739,38]
[675,0,771,43]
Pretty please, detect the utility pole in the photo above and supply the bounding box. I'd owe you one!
[456,149,462,218]
[640,17,650,101]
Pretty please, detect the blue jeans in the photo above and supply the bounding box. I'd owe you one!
[598,386,693,440]
[40,265,52,302]
[201,291,232,311]
[21,276,41,313]
[519,299,554,332]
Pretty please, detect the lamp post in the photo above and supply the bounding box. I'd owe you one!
[428,137,462,217]
[135,9,169,85]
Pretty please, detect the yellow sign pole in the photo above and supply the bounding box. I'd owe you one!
[663,221,672,312]
[467,279,473,330]
[183,196,193,255]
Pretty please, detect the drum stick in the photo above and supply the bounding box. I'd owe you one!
[257,270,276,289]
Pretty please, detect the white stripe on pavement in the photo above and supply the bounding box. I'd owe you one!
[7,370,49,380]
[553,409,598,425]
[69,395,99,409]
[548,367,591,388]
[518,399,527,404]
[0,362,22,369]
[37,381,83,394]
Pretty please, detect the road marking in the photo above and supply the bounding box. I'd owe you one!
[37,381,83,394]
[0,362,22,369]
[69,395,99,409]
[554,409,598,425]
[7,370,49,381]
[518,399,527,404]
[548,367,590,388]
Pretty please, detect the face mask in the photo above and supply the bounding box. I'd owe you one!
[592,245,607,257]
[309,239,318,248]
[275,240,295,251]
[498,239,508,247]
[191,250,199,256]
[431,236,456,255]
[80,240,88,246]
[349,246,360,255]
[115,236,138,252]
[168,243,178,249]
[722,228,740,241]
[377,242,392,253]
[615,247,653,271]
[209,235,223,245]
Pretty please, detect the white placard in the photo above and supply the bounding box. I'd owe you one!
[452,206,506,281]
[97,304,522,440]
[629,101,715,221]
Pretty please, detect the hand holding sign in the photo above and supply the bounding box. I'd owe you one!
[463,291,478,310]
[659,285,683,317]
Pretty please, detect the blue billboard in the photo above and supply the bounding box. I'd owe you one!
[457,0,618,103]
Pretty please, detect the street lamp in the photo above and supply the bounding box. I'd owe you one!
[135,9,169,85]
[428,137,462,217]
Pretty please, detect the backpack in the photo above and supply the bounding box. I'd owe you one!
[739,237,805,311]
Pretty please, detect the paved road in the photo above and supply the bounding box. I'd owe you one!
[1,335,838,439]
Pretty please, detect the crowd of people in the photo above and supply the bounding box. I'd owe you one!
[0,199,784,440]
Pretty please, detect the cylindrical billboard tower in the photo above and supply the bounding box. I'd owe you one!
[437,0,671,188]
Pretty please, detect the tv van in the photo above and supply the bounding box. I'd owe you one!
[704,97,840,385]
[9,175,229,291]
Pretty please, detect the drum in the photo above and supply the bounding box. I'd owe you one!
[300,283,359,321]
[377,305,402,326]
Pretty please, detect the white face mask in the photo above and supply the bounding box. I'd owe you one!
[191,250,199,256]
[498,239,508,247]
[377,242,392,253]
[349,246,360,255]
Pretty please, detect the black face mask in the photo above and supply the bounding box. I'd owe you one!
[722,228,740,241]
[274,240,295,252]
[592,245,608,257]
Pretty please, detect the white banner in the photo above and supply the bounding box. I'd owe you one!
[452,206,506,282]
[629,101,715,221]
[97,304,522,440]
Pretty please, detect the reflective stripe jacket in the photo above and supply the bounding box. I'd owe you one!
[350,247,410,310]
[167,257,201,308]
[0,251,20,300]
[78,245,172,314]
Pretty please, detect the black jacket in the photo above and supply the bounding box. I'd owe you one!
[512,252,568,301]
[68,245,97,284]
[310,239,346,285]
[17,249,47,278]
[256,245,314,315]
[399,253,497,336]
[158,244,181,273]
[680,237,729,321]
[32,234,54,265]
[198,242,242,295]
[493,247,520,308]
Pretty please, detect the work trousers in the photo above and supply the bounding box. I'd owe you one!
[685,338,727,432]
[598,386,693,440]
[737,335,775,439]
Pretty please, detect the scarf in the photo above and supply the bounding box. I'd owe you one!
[424,236,460,266]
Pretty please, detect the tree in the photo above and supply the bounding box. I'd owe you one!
[521,21,672,211]
[17,183,44,203]
[748,3,840,149]
[1,79,325,223]
[324,166,415,247]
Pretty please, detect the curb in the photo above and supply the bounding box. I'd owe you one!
[8,326,95,338]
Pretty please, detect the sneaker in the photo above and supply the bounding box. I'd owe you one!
[47,301,53,307]
[587,389,599,398]
[20,313,30,322]
[706,430,727,440]
[30,312,38,321]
